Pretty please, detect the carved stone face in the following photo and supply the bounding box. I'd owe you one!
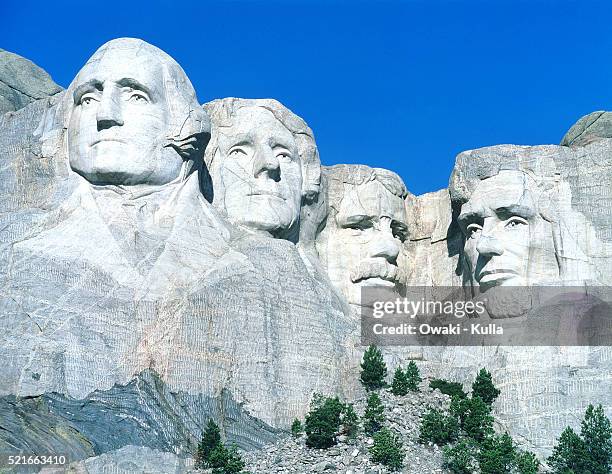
[323,180,409,305]
[212,106,303,238]
[68,46,180,186]
[458,170,559,289]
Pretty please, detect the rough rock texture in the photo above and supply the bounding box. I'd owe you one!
[1,39,611,472]
[561,110,612,146]
[0,49,62,114]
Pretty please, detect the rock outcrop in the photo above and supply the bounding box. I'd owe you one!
[0,38,610,472]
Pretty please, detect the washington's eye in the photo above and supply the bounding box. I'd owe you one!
[346,218,373,231]
[466,223,482,238]
[80,94,98,106]
[229,148,247,157]
[129,92,149,103]
[505,216,528,228]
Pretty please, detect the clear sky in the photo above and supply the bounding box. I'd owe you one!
[3,0,612,195]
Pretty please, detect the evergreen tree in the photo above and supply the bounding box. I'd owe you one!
[291,418,303,437]
[547,426,589,473]
[405,361,422,392]
[477,433,516,474]
[442,439,478,474]
[515,450,540,474]
[196,419,222,468]
[390,367,409,396]
[207,443,245,474]
[360,345,387,391]
[430,379,467,399]
[364,392,385,435]
[342,403,359,438]
[580,404,612,474]
[471,368,501,406]
[451,396,494,442]
[369,427,405,471]
[304,394,344,448]
[419,407,459,446]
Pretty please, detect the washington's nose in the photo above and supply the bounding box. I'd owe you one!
[253,147,280,181]
[369,232,400,265]
[476,235,504,257]
[96,89,124,130]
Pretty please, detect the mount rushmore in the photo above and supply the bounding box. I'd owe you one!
[0,38,610,466]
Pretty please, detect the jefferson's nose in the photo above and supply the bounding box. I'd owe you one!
[96,88,124,130]
[476,235,504,257]
[253,147,280,181]
[369,232,400,265]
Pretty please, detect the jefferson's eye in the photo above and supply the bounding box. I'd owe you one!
[129,92,149,103]
[392,223,408,242]
[346,219,373,231]
[505,216,528,228]
[80,94,98,106]
[466,223,482,238]
[229,148,247,157]
[276,151,292,161]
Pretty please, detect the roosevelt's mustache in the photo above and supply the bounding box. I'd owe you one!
[350,259,401,284]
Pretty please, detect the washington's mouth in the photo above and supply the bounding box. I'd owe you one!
[351,260,400,285]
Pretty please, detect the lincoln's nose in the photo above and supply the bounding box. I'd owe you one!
[476,235,504,257]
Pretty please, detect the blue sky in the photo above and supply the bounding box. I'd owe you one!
[3,0,612,195]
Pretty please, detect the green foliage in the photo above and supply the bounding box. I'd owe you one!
[580,404,612,474]
[390,367,409,396]
[304,394,345,449]
[548,404,611,474]
[419,407,459,446]
[364,392,385,435]
[360,345,387,391]
[477,433,516,474]
[430,379,467,400]
[451,396,494,442]
[208,443,245,474]
[369,427,404,471]
[515,449,540,474]
[291,418,303,437]
[471,368,501,406]
[342,403,359,438]
[442,439,478,474]
[548,426,589,473]
[405,361,421,392]
[196,419,222,468]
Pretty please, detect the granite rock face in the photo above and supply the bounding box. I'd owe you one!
[0,38,611,471]
[561,110,612,146]
[0,48,62,114]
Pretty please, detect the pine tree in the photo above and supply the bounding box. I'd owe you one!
[390,367,409,396]
[418,407,459,445]
[291,418,303,437]
[364,392,385,435]
[515,450,540,474]
[369,427,405,471]
[360,345,387,391]
[342,403,359,438]
[207,443,245,474]
[304,394,344,448]
[442,439,478,474]
[196,419,222,468]
[471,368,501,406]
[547,426,589,473]
[405,361,422,392]
[478,432,516,474]
[580,404,612,474]
[451,396,494,442]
